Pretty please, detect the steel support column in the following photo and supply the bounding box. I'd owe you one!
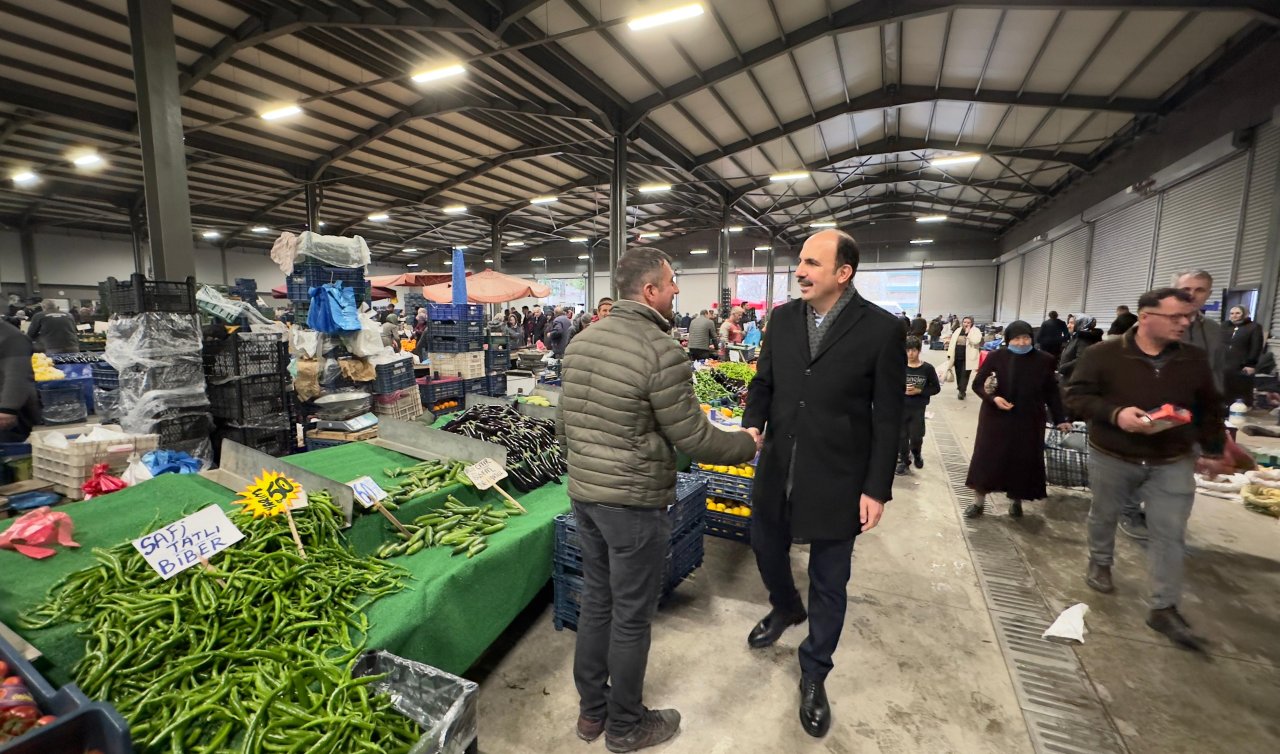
[1256,136,1280,335]
[305,183,320,232]
[19,225,36,298]
[717,207,731,310]
[129,210,147,275]
[765,244,776,313]
[609,133,627,298]
[127,0,195,280]
[586,246,595,312]
[490,219,503,272]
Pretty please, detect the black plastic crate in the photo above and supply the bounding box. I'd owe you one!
[373,356,415,394]
[485,349,510,374]
[427,335,485,353]
[104,273,197,315]
[37,381,87,424]
[427,320,484,338]
[485,334,510,352]
[213,424,296,461]
[426,303,483,322]
[91,361,119,389]
[208,374,290,422]
[484,373,507,397]
[286,261,366,302]
[203,332,287,378]
[153,411,213,447]
[419,377,464,404]
[464,377,487,395]
[704,509,751,543]
[694,467,754,502]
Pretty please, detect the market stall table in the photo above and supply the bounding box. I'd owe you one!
[0,442,569,688]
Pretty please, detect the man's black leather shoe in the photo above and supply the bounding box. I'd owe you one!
[746,607,807,649]
[799,676,831,737]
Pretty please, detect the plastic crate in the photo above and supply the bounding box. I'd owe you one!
[31,427,158,501]
[304,434,352,451]
[552,572,583,631]
[213,425,296,460]
[464,377,487,395]
[552,477,705,575]
[152,412,213,448]
[485,334,510,352]
[693,467,754,502]
[373,356,415,394]
[372,389,423,422]
[704,509,751,542]
[426,335,485,353]
[94,387,120,422]
[285,262,366,302]
[104,273,197,315]
[418,376,463,404]
[36,381,87,425]
[428,352,486,380]
[203,332,288,378]
[427,320,484,339]
[91,362,119,389]
[484,349,509,373]
[484,373,507,397]
[1045,425,1090,488]
[426,303,483,322]
[207,374,289,423]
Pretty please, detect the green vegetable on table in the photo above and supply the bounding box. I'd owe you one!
[714,361,756,383]
[376,495,525,560]
[379,458,473,506]
[22,490,419,754]
[693,370,732,403]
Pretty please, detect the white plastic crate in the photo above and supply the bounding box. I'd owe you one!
[427,351,486,380]
[31,426,159,500]
[371,389,423,422]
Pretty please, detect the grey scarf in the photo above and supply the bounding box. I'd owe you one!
[805,284,858,360]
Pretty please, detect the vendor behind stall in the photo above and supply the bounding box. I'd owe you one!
[27,300,80,354]
[0,319,39,442]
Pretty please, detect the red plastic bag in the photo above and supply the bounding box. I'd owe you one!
[81,463,126,500]
[0,506,79,559]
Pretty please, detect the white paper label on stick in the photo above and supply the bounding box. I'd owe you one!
[131,505,244,580]
[465,458,507,490]
[348,476,388,509]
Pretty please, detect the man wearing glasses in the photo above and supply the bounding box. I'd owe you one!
[1065,287,1225,652]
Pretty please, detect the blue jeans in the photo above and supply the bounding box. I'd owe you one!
[1087,451,1196,609]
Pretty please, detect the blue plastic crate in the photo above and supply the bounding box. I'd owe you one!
[704,509,751,543]
[427,320,484,338]
[373,357,415,394]
[464,377,487,395]
[694,468,754,502]
[426,335,485,353]
[553,504,705,578]
[37,380,88,424]
[484,373,507,397]
[426,303,483,322]
[92,362,119,389]
[286,262,367,302]
[418,377,463,404]
[553,572,583,631]
[304,436,351,451]
[485,349,510,374]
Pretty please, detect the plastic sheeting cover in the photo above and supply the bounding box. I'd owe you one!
[352,651,478,754]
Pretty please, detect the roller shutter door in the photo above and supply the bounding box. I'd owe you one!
[1018,244,1050,323]
[1236,123,1280,288]
[1045,226,1090,318]
[998,256,1022,322]
[1084,197,1158,331]
[1151,155,1247,311]
[920,266,997,321]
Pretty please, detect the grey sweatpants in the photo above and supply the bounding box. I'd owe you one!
[1086,450,1196,609]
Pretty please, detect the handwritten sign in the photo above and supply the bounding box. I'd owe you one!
[349,476,388,509]
[237,470,307,517]
[132,505,244,580]
[464,458,508,490]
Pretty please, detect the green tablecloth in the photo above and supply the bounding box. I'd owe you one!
[0,441,569,685]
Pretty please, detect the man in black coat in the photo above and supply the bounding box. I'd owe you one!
[1037,310,1070,357]
[742,229,905,738]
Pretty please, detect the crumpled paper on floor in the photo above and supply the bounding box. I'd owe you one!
[1042,602,1089,644]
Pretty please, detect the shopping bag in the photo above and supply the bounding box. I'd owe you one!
[325,282,362,333]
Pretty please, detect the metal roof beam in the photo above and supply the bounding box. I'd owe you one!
[494,1,554,35]
[178,6,474,94]
[692,85,1158,168]
[760,172,1041,214]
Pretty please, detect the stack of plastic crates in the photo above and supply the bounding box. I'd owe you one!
[1045,423,1090,488]
[425,303,484,353]
[695,461,754,543]
[418,376,463,415]
[203,331,294,462]
[36,380,88,424]
[484,334,510,374]
[371,355,416,420]
[91,362,120,422]
[552,473,707,631]
[285,260,368,303]
[31,427,159,500]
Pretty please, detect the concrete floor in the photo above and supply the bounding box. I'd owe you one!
[468,349,1280,753]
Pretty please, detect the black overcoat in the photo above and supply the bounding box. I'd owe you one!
[743,291,906,540]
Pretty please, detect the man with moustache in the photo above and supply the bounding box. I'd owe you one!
[741,229,906,737]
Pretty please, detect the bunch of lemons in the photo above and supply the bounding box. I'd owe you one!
[706,497,751,517]
[698,462,755,478]
[31,354,65,382]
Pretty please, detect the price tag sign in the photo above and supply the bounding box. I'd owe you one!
[728,349,743,363]
[464,458,508,490]
[349,476,388,509]
[237,470,307,517]
[132,505,244,580]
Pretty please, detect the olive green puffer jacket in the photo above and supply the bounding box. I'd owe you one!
[560,300,757,507]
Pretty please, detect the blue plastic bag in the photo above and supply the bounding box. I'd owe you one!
[142,450,203,476]
[743,323,761,347]
[307,281,362,334]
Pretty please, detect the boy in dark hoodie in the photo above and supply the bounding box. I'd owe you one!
[897,337,941,476]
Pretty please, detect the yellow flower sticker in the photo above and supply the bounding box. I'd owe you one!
[237,470,303,518]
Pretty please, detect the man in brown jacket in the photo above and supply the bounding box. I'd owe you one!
[561,247,759,751]
[1065,287,1225,652]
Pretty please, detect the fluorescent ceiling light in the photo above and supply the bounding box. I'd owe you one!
[910,238,934,245]
[809,221,837,228]
[531,256,546,262]
[72,152,102,168]
[578,254,589,260]
[638,183,671,193]
[455,245,468,250]
[443,260,453,265]
[406,263,420,268]
[639,232,660,238]
[506,241,525,248]
[367,212,390,222]
[484,258,494,263]
[754,246,771,251]
[11,170,37,185]
[628,3,704,31]
[201,230,220,239]
[916,214,948,223]
[412,64,466,83]
[769,171,808,182]
[317,221,326,227]
[252,226,270,233]
[689,248,708,255]
[442,204,467,214]
[260,104,302,121]
[929,153,981,167]
[570,237,589,243]
[529,195,557,205]
[727,226,743,232]
[403,247,418,253]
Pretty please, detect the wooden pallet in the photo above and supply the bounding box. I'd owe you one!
[305,426,379,443]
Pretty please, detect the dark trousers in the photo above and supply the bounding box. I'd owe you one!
[751,501,855,680]
[688,348,713,361]
[571,501,672,736]
[956,368,972,396]
[899,404,927,461]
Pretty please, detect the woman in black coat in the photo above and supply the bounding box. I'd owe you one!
[964,321,1070,519]
[1057,315,1104,382]
[1222,306,1264,403]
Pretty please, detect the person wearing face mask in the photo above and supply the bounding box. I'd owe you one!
[943,316,983,400]
[963,321,1071,519]
[1222,305,1263,404]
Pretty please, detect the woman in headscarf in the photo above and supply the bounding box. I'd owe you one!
[964,321,1071,519]
[503,312,525,348]
[380,313,403,352]
[413,307,428,338]
[1057,315,1104,383]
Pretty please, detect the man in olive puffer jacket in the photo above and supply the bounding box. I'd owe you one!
[560,247,758,752]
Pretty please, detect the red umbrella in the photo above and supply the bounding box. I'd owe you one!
[367,272,456,287]
[421,268,551,304]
